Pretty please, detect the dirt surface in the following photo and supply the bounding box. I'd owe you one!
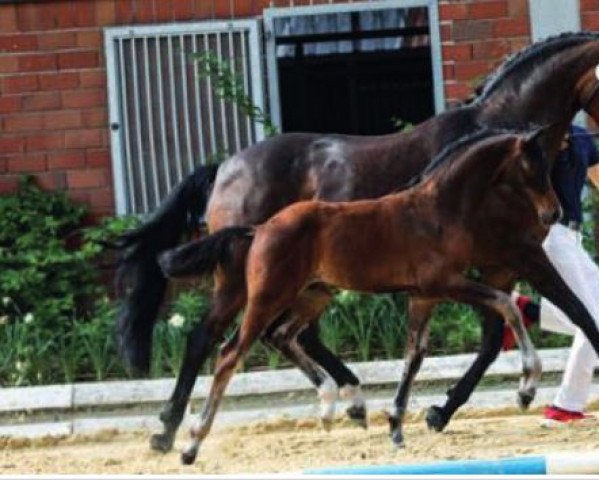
[1,405,599,475]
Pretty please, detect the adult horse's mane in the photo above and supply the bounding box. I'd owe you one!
[400,127,517,190]
[476,31,599,102]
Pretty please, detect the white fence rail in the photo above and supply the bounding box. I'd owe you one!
[0,348,593,439]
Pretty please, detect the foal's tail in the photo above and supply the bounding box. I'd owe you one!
[158,226,254,279]
[107,164,220,375]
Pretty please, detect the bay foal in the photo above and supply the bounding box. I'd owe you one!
[159,129,560,464]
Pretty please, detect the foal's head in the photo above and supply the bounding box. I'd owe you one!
[489,127,562,227]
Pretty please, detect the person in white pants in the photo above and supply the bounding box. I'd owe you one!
[510,124,599,426]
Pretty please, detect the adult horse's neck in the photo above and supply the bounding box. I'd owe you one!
[476,34,599,159]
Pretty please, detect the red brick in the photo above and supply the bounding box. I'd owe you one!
[115,0,136,23]
[173,0,195,20]
[0,96,20,114]
[442,63,455,81]
[581,0,599,10]
[439,2,469,21]
[583,12,599,30]
[469,1,508,19]
[445,82,473,100]
[82,109,108,128]
[454,60,493,81]
[22,92,61,112]
[2,74,38,94]
[38,72,79,91]
[507,0,529,16]
[0,5,18,32]
[442,43,472,61]
[89,188,114,210]
[26,133,64,152]
[68,190,90,205]
[64,128,103,148]
[86,149,110,167]
[96,0,117,26]
[0,176,18,194]
[8,154,46,172]
[48,152,86,169]
[154,0,173,21]
[79,70,105,88]
[58,51,99,70]
[472,39,510,60]
[0,157,6,174]
[137,0,155,22]
[4,114,44,132]
[0,34,37,53]
[67,168,108,189]
[0,137,24,154]
[0,56,19,73]
[76,30,103,49]
[35,171,67,190]
[509,37,530,53]
[214,0,232,17]
[440,23,452,42]
[19,54,58,73]
[74,1,97,27]
[37,32,77,51]
[452,20,493,42]
[16,3,43,31]
[233,0,253,17]
[43,110,83,130]
[55,1,76,28]
[61,89,106,108]
[493,17,530,37]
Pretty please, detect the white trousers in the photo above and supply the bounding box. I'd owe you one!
[539,224,599,412]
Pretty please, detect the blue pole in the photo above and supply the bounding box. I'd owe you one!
[305,456,547,475]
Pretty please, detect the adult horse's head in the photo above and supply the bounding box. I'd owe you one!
[475,32,599,158]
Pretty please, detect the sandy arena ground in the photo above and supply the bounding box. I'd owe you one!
[1,405,599,475]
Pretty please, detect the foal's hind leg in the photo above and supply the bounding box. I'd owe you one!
[181,302,284,465]
[426,270,514,432]
[388,297,435,447]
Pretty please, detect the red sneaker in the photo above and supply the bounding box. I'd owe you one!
[541,405,595,428]
[502,294,534,351]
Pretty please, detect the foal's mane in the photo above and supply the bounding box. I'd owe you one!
[476,31,599,102]
[400,128,518,190]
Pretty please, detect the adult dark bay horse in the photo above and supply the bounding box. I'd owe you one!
[112,32,599,452]
[159,129,558,463]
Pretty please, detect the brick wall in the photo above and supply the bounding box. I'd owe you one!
[0,0,594,218]
[439,0,531,107]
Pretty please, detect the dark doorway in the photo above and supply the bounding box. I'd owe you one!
[273,8,435,135]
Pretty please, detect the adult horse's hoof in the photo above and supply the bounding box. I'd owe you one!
[346,405,368,429]
[150,433,174,453]
[425,405,448,432]
[518,389,535,410]
[181,446,198,465]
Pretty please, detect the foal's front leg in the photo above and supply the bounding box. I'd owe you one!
[388,297,435,446]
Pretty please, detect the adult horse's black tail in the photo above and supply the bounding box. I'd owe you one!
[110,164,220,375]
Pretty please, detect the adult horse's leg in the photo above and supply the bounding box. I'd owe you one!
[426,270,515,432]
[150,273,246,452]
[263,287,365,429]
[388,297,435,446]
[514,247,599,356]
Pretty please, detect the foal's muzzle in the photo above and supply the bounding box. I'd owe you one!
[540,204,562,226]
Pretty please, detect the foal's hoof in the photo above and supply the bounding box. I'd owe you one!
[425,405,448,432]
[518,389,535,410]
[181,447,198,465]
[150,433,174,453]
[391,429,405,448]
[321,417,334,432]
[346,405,368,429]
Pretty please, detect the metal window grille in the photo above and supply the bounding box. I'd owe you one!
[105,20,265,215]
